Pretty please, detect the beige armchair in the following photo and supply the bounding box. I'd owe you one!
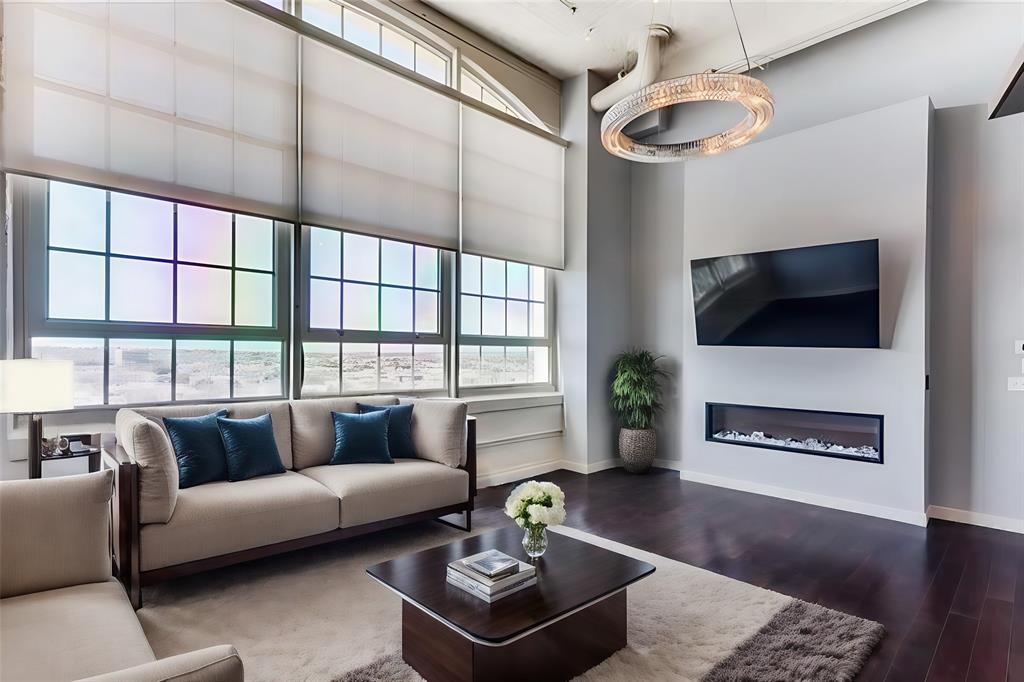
[0,470,243,682]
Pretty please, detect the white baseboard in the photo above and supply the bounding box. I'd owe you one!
[927,505,1024,534]
[477,460,569,488]
[565,457,684,475]
[679,469,929,527]
[476,456,689,489]
[652,458,684,472]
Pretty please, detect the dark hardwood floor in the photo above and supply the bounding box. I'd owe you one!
[473,468,1023,682]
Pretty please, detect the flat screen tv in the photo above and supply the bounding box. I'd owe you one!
[691,239,880,348]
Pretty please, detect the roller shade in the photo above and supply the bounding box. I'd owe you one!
[301,37,460,250]
[461,105,564,270]
[1,0,298,221]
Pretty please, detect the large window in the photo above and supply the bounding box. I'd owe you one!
[25,179,289,407]
[301,0,450,86]
[15,176,558,408]
[458,255,551,388]
[300,226,450,396]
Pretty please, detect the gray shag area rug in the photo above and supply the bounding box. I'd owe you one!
[140,523,882,682]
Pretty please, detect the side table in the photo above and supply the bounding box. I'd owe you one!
[29,433,105,479]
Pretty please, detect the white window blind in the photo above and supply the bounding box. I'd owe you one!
[1,0,298,221]
[301,37,460,251]
[461,106,564,270]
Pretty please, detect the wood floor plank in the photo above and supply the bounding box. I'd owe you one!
[926,613,980,682]
[966,598,1013,682]
[952,544,993,618]
[986,544,1019,604]
[1009,566,1024,682]
[887,552,969,682]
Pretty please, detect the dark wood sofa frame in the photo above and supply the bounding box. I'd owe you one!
[105,417,476,609]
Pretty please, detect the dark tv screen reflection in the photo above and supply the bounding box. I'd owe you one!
[691,239,880,348]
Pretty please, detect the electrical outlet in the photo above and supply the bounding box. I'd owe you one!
[1016,340,1024,355]
[1009,377,1024,392]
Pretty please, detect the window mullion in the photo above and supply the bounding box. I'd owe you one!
[230,214,236,326]
[104,191,111,322]
[170,339,178,401]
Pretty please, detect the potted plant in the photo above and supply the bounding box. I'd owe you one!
[610,349,669,473]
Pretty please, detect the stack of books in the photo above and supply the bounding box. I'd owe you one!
[446,549,537,603]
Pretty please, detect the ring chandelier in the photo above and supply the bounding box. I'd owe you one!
[599,0,775,162]
[599,72,775,162]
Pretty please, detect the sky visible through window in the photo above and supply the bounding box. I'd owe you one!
[31,180,552,405]
[35,181,284,406]
[304,226,445,395]
[459,254,549,387]
[299,0,449,86]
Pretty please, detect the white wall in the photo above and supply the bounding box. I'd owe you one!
[467,395,566,487]
[630,1,1024,529]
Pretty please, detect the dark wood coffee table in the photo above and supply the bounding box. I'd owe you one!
[366,525,655,682]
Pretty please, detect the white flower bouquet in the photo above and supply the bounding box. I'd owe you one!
[504,480,566,530]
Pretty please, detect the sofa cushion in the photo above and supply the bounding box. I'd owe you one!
[401,399,468,468]
[116,409,179,523]
[218,414,287,481]
[0,581,155,682]
[330,410,393,465]
[300,459,468,528]
[140,471,339,571]
[1,471,113,598]
[290,396,398,470]
[133,400,294,469]
[358,402,416,459]
[164,410,229,489]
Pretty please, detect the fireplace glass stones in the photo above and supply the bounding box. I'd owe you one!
[705,403,883,463]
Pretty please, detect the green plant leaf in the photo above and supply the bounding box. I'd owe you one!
[608,348,670,429]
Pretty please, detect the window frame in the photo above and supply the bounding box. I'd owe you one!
[456,254,556,394]
[298,0,453,87]
[13,174,292,409]
[457,63,548,132]
[297,223,453,398]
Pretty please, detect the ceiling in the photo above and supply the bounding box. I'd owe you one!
[421,0,926,80]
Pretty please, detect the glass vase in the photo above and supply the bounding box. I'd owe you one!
[522,525,548,559]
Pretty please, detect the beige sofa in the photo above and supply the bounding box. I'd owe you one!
[111,396,475,607]
[0,471,243,682]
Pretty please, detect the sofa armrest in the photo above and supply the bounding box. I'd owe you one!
[73,645,243,682]
[465,415,477,505]
[115,408,178,524]
[105,446,141,608]
[0,471,114,598]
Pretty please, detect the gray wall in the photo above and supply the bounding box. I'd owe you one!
[630,1,1024,525]
[558,72,633,468]
[557,73,592,469]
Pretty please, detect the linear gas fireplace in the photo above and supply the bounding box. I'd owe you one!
[705,403,883,464]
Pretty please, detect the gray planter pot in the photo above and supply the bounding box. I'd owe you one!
[619,428,656,473]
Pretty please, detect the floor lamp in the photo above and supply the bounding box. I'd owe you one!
[0,359,75,478]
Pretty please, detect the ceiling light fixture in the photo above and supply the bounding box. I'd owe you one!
[599,0,774,162]
[559,0,577,15]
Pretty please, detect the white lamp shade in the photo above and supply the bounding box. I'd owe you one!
[0,359,75,413]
